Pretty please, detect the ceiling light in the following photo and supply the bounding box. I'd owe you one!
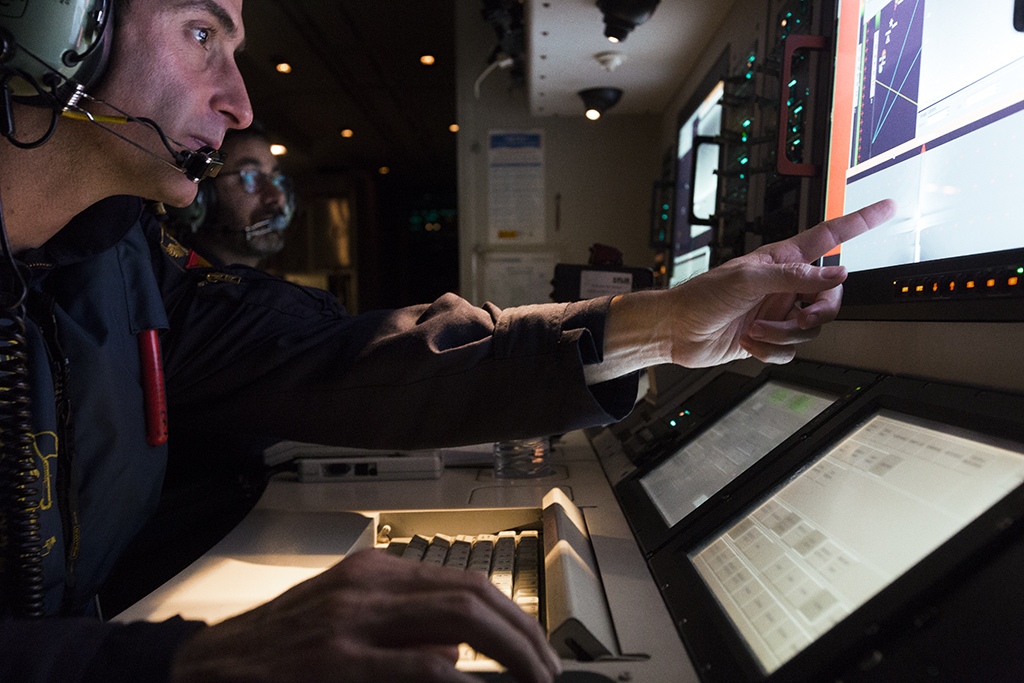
[270,144,287,156]
[596,0,660,42]
[449,124,459,133]
[420,55,436,66]
[378,166,390,175]
[340,129,354,138]
[578,87,623,120]
[275,62,292,74]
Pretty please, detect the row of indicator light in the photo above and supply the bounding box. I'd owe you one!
[894,267,1024,299]
[667,410,692,428]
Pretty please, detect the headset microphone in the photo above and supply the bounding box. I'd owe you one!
[62,94,224,183]
[240,214,290,240]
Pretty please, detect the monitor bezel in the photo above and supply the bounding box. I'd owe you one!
[615,360,883,556]
[648,375,1024,683]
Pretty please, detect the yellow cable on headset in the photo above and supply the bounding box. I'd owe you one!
[61,111,129,124]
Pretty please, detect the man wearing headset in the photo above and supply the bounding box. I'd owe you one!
[0,0,895,682]
[175,124,294,268]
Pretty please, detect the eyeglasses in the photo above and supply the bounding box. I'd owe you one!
[219,168,291,195]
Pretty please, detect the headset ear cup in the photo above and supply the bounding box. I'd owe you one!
[60,0,115,98]
[1,0,114,105]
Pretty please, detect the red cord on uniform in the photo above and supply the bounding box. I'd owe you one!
[137,329,168,446]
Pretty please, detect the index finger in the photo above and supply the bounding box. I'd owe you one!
[782,198,897,263]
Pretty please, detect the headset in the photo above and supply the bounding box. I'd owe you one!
[0,0,225,618]
[0,0,223,180]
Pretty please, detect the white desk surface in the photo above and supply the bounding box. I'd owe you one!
[117,431,699,683]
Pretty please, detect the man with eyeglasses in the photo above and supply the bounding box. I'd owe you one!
[182,125,294,268]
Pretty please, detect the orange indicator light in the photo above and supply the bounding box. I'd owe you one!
[1010,276,1019,286]
[966,280,976,289]
[902,286,910,293]
[949,281,955,291]
[932,283,939,292]
[915,285,925,292]
[987,278,996,288]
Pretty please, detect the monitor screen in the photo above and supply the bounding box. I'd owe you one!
[671,80,723,286]
[640,381,838,527]
[688,409,1024,674]
[822,0,1024,316]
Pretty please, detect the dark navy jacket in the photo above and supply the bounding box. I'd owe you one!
[0,196,638,682]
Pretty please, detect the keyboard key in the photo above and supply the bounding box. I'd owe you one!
[401,535,430,561]
[423,534,453,566]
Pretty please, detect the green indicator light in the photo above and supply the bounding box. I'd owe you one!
[746,72,752,79]
[739,157,749,165]
[662,214,669,220]
[662,203,670,210]
[1018,267,1023,274]
[793,105,804,114]
[742,119,751,128]
[740,174,746,179]
[793,138,801,145]
[788,79,797,88]
[683,410,691,416]
[669,420,677,427]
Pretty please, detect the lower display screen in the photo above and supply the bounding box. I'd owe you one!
[640,381,837,527]
[689,410,1024,673]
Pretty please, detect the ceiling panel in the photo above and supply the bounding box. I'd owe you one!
[526,0,738,116]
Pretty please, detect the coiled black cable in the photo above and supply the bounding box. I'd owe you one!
[0,178,44,618]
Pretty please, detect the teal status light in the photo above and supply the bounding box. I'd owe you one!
[669,420,677,427]
[788,79,797,88]
[742,119,752,128]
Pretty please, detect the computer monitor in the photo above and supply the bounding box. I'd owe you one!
[822,0,1024,320]
[670,49,730,288]
[615,361,882,554]
[649,375,1024,682]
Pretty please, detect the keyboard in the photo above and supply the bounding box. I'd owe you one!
[378,489,619,669]
[383,529,542,669]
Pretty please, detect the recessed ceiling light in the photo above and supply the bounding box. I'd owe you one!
[420,55,436,66]
[340,129,354,138]
[270,144,287,156]
[449,124,459,133]
[275,62,292,74]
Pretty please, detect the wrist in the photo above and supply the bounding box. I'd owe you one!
[584,291,673,384]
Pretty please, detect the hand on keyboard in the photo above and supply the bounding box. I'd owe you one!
[170,548,562,683]
[385,531,542,668]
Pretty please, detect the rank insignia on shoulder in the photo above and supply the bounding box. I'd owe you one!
[160,228,211,270]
